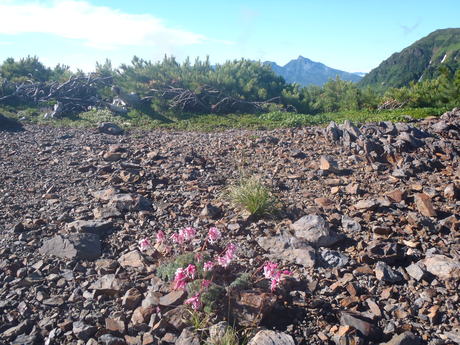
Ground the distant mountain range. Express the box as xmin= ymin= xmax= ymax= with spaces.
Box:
xmin=264 ymin=56 xmax=363 ymax=86
xmin=360 ymin=28 xmax=460 ymax=89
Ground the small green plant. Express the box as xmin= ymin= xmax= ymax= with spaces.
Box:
xmin=226 ymin=176 xmax=277 ymax=217
xmin=156 ymin=253 xmax=196 ymax=282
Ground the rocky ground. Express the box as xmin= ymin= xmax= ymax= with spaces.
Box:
xmin=1 ymin=109 xmax=460 ymax=345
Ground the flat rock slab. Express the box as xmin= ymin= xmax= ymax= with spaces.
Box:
xmin=39 ymin=233 xmax=101 ymax=260
xmin=67 ymin=219 xmax=113 ymax=236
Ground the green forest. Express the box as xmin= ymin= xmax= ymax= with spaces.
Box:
xmin=0 ymin=53 xmax=459 ymax=130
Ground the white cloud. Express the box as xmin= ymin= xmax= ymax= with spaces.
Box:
xmin=0 ymin=0 xmax=226 ymax=50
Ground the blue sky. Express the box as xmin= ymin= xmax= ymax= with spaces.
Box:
xmin=0 ymin=0 xmax=458 ymax=73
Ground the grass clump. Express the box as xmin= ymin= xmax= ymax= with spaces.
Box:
xmin=226 ymin=176 xmax=277 ymax=218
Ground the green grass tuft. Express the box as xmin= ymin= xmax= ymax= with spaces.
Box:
xmin=226 ymin=176 xmax=277 ymax=218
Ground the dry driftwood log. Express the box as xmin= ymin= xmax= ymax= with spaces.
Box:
xmin=0 ymin=75 xmax=112 ymax=118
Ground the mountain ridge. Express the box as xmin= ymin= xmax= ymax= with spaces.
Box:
xmin=264 ymin=56 xmax=362 ymax=86
xmin=359 ymin=28 xmax=460 ymax=89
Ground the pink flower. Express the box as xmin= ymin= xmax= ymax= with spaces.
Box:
xmin=156 ymin=230 xmax=165 ymax=244
xmin=201 ymin=280 xmax=212 ymax=289
xmin=170 ymin=232 xmax=185 ymax=245
xmin=207 ymin=227 xmax=221 ymax=244
xmin=263 ymin=262 xmax=279 ymax=279
xmin=262 ymin=261 xmax=292 ymax=292
xmin=203 ymin=260 xmax=215 ymax=271
xmin=184 ymin=293 xmax=201 ymax=310
xmin=217 ymin=255 xmax=232 ymax=268
xmin=185 ymin=264 xmax=197 ymax=279
xmin=216 ymin=243 xmax=237 ymax=268
xmin=138 ymin=238 xmax=151 ymax=252
xmin=270 ymin=276 xmax=281 ymax=292
xmin=180 ymin=227 xmax=196 ymax=241
xmin=173 ymin=268 xmax=188 ymax=290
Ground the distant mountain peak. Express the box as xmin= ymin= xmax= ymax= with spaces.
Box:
xmin=265 ymin=57 xmax=361 ymax=86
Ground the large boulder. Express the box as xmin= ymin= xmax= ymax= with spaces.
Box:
xmin=39 ymin=233 xmax=101 ymax=260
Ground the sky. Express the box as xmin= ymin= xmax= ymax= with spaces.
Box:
xmin=0 ymin=0 xmax=458 ymax=73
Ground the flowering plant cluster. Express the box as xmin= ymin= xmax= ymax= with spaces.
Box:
xmin=263 ymin=261 xmax=292 ymax=292
xmin=138 ymin=226 xmax=292 ymax=312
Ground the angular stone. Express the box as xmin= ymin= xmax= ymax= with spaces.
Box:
xmin=444 ymin=183 xmax=459 ymax=200
xmin=42 ymin=296 xmax=65 ymax=306
xmin=118 ymin=250 xmax=146 ymax=269
xmin=39 ymin=234 xmax=101 ymax=260
xmin=108 ymin=193 xmax=152 ymax=212
xmin=386 ymin=189 xmax=406 ymax=203
xmin=320 ymin=249 xmax=349 ymax=268
xmin=232 ymin=291 xmax=277 ymax=327
xmin=159 ymin=290 xmax=186 ymax=307
xmin=340 ymin=311 xmax=381 ymax=339
xmin=176 ymin=327 xmax=200 ymax=345
xmin=341 ymin=215 xmax=362 ymax=232
xmin=247 ymin=330 xmax=295 ymax=345
xmin=67 ymin=219 xmax=113 ymax=236
xmin=93 ymin=206 xmax=122 ymax=219
xmin=99 ymin=334 xmax=127 ymax=345
xmin=122 ymin=288 xmax=143 ymax=309
xmin=131 ymin=306 xmax=155 ymax=325
xmin=257 ymin=234 xmax=316 ymax=267
xmin=374 ymin=261 xmax=404 ymax=283
xmin=381 ymin=332 xmax=422 ymax=345
xmin=200 ymin=203 xmax=221 ymax=219
xmin=319 ymin=155 xmax=339 ymax=173
xmin=423 ymin=255 xmax=460 ymax=280
xmin=105 ymin=318 xmax=126 ymax=333
xmin=405 ymin=263 xmax=425 ymax=281
xmin=291 ymin=215 xmax=342 ymax=248
xmin=209 ymin=321 xmax=230 ymax=343
xmin=354 ymin=199 xmax=378 ymax=211
xmin=414 ymin=193 xmax=437 ymax=217
xmin=72 ymin=321 xmax=97 ymax=341
xmin=90 ymin=274 xmax=123 ymax=294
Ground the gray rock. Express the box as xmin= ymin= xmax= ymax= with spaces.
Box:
xmin=381 ymin=332 xmax=422 ymax=345
xmin=374 ymin=261 xmax=404 ymax=283
xmin=209 ymin=321 xmax=230 ymax=343
xmin=320 ymin=249 xmax=349 ymax=268
xmin=90 ymin=274 xmax=123 ymax=294
xmin=341 ymin=215 xmax=362 ymax=232
xmin=257 ymin=234 xmax=316 ymax=267
xmin=98 ymin=334 xmax=126 ymax=345
xmin=72 ymin=321 xmax=97 ymax=341
xmin=67 ymin=219 xmax=113 ymax=236
xmin=11 ymin=334 xmax=38 ymax=345
xmin=340 ymin=311 xmax=382 ymax=339
xmin=247 ymin=330 xmax=295 ymax=345
xmin=423 ymin=255 xmax=460 ymax=280
xmin=176 ymin=327 xmax=200 ymax=345
xmin=39 ymin=234 xmax=101 ymax=260
xmin=291 ymin=215 xmax=342 ymax=248
xmin=405 ymin=263 xmax=426 ymax=281
xmin=98 ymin=122 xmax=123 ymax=135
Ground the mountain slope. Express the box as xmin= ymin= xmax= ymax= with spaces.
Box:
xmin=360 ymin=28 xmax=460 ymax=89
xmin=265 ymin=56 xmax=362 ymax=86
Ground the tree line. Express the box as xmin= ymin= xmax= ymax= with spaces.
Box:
xmin=0 ymin=55 xmax=458 ymax=117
